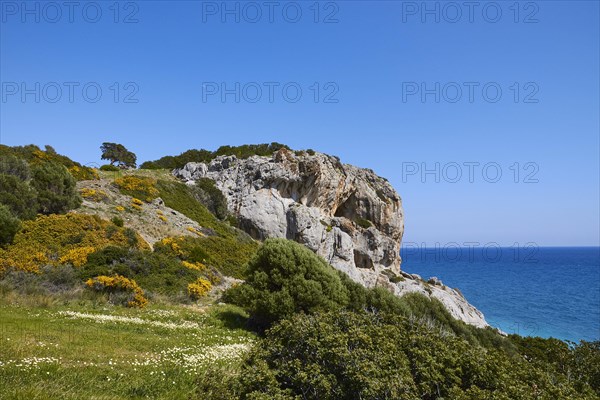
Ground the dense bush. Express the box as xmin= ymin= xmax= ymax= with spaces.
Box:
xmin=214 ymin=239 xmax=598 ymax=399
xmin=0 ymin=174 xmax=38 ymax=220
xmin=140 ymin=143 xmax=291 ymax=170
xmin=229 ymin=311 xmax=596 ymax=400
xmin=0 ymin=144 xmax=77 ymax=169
xmin=0 ymin=214 xmax=148 ymax=274
xmin=0 ymin=204 xmax=21 ymax=246
xmin=0 ymin=154 xmax=31 ymax=180
xmin=573 ymin=341 xmax=600 ymax=395
xmin=140 ymin=149 xmax=213 ymax=170
xmin=213 ymin=143 xmax=291 ymax=159
xmin=0 ymin=147 xmax=88 ymax=220
xmin=31 ymin=161 xmax=82 ymax=214
xmin=67 ymin=165 xmax=99 ymax=181
xmin=224 ymin=239 xmax=350 ymax=327
xmin=86 ymin=274 xmax=147 ymax=307
xmin=111 ymin=216 xmax=124 ymax=227
xmin=188 ymin=278 xmax=212 ymax=299
xmin=509 ymin=335 xmax=600 ymax=396
xmin=80 ymin=246 xmax=205 ymax=297
xmin=0 ymin=264 xmax=81 ymax=298
xmin=1 ymin=144 xmax=96 ymax=181
xmin=225 ymin=239 xmax=514 ymax=351
xmin=99 ymin=164 xmax=120 ymax=172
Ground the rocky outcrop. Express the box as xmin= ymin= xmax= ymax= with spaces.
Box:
xmin=395 ymin=272 xmax=487 ymax=328
xmin=174 ymin=149 xmax=488 ymax=328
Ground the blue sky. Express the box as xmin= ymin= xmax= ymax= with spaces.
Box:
xmin=1 ymin=1 xmax=598 ymax=246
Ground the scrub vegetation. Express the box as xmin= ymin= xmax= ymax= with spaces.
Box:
xmin=0 ymin=144 xmax=597 ymax=399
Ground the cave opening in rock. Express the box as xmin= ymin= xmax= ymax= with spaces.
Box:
xmin=354 ymin=250 xmax=375 ymax=270
xmin=334 ymin=193 xmax=356 ymax=220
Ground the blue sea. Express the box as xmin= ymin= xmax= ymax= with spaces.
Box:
xmin=400 ymin=246 xmax=600 ymax=343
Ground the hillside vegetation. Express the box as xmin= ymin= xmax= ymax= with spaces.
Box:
xmin=139 ymin=142 xmax=291 ymax=170
xmin=0 ymin=144 xmax=598 ymax=399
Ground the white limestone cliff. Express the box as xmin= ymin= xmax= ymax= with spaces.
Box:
xmin=174 ymin=149 xmax=488 ymax=328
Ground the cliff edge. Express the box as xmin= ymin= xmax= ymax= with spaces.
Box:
xmin=174 ymin=149 xmax=487 ymax=328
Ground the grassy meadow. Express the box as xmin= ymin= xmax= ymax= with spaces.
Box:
xmin=0 ymin=295 xmax=254 ymax=400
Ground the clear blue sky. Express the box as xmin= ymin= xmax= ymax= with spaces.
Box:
xmin=1 ymin=1 xmax=598 ymax=246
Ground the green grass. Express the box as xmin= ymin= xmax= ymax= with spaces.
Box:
xmin=155 ymin=180 xmax=226 ymax=235
xmin=154 ymin=180 xmax=259 ymax=279
xmin=0 ymin=297 xmax=255 ymax=399
xmin=97 ymin=169 xmax=176 ymax=182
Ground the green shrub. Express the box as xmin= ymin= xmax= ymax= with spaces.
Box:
xmin=381 ymin=268 xmax=405 ymax=283
xmin=225 ymin=239 xmax=514 ymax=351
xmin=0 ymin=144 xmax=78 ymax=169
xmin=0 ymin=154 xmax=31 ymax=180
xmin=141 ymin=150 xmax=213 ymax=170
xmin=0 ymin=204 xmax=21 ymax=246
xmin=111 ymin=216 xmax=124 ymax=227
xmin=0 ymin=213 xmax=149 ymax=274
xmin=225 ymin=215 xmax=239 ymax=227
xmin=30 ymin=161 xmax=82 ymax=214
xmin=0 ymin=174 xmax=38 ymax=220
xmin=191 ymin=178 xmax=228 ymax=220
xmin=80 ymin=246 xmax=203 ymax=296
xmin=355 ymin=217 xmax=373 ymax=229
xmin=573 ymin=341 xmax=600 ymax=395
xmin=234 ymin=311 xmax=596 ymax=400
xmin=224 ymin=239 xmax=349 ymax=327
xmin=0 ymin=264 xmax=81 ymax=298
xmin=0 ymin=149 xmax=87 ymax=218
xmin=67 ymin=166 xmax=99 ymax=181
xmin=140 ymin=143 xmax=291 ymax=170
xmin=213 ymin=143 xmax=290 ymax=159
xmin=194 ymin=364 xmax=244 ymax=400
xmin=509 ymin=335 xmax=600 ymax=396
xmin=100 ymin=164 xmax=120 ymax=172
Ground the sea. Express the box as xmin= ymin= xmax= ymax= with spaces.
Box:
xmin=400 ymin=246 xmax=600 ymax=343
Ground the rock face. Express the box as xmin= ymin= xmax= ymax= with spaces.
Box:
xmin=174 ymin=149 xmax=488 ymax=328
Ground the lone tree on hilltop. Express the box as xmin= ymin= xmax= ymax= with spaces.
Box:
xmin=100 ymin=142 xmax=137 ymax=169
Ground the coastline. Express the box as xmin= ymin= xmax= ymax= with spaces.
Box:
xmin=401 ymin=246 xmax=600 ymax=343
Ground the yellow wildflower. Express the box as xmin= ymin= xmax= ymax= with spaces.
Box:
xmin=188 ymin=278 xmax=212 ymax=300
xmin=59 ymin=246 xmax=96 ymax=267
xmin=86 ymin=275 xmax=148 ymax=308
xmin=181 ymin=261 xmax=206 ymax=271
